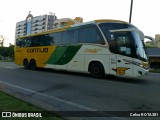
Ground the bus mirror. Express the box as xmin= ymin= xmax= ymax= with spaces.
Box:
xmin=144 ymin=35 xmax=156 ymax=46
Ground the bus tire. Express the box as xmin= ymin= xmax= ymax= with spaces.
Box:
xmin=90 ymin=62 xmax=105 ymax=78
xmin=30 ymin=59 xmax=37 ymax=70
xmin=23 ymin=59 xmax=29 ymax=69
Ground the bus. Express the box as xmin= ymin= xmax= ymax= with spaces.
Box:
xmin=14 ymin=19 xmax=150 ymax=78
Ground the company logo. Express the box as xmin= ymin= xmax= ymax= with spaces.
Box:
xmin=112 ymin=67 xmax=130 ymax=75
xmin=2 ymin=112 xmax=11 ymax=117
xmin=1 ymin=112 xmax=42 ymax=118
xmin=27 ymin=48 xmax=48 ymax=53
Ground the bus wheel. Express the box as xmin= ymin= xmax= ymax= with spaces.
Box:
xmin=90 ymin=62 xmax=105 ymax=78
xmin=30 ymin=59 xmax=37 ymax=70
xmin=23 ymin=59 xmax=29 ymax=69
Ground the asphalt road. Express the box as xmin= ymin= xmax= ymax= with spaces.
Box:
xmin=0 ymin=62 xmax=160 ymax=120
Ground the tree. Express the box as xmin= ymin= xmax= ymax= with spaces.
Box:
xmin=0 ymin=35 xmax=4 ymax=47
xmin=0 ymin=43 xmax=14 ymax=60
xmin=8 ymin=43 xmax=14 ymax=59
xmin=145 ymin=41 xmax=160 ymax=48
xmin=155 ymin=34 xmax=160 ymax=41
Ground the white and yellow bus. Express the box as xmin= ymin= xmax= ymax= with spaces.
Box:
xmin=15 ymin=19 xmax=149 ymax=78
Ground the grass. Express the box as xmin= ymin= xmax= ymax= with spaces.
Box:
xmin=0 ymin=60 xmax=13 ymax=62
xmin=145 ymin=41 xmax=160 ymax=48
xmin=149 ymin=68 xmax=160 ymax=73
xmin=0 ymin=91 xmax=62 ymax=120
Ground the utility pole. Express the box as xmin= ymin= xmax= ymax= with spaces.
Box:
xmin=129 ymin=0 xmax=133 ymax=23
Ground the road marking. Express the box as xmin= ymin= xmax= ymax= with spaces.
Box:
xmin=0 ymin=81 xmax=127 ymax=120
xmin=0 ymin=81 xmax=96 ymax=111
xmin=4 ymin=67 xmax=15 ymax=69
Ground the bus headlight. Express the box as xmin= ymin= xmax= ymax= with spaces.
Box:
xmin=141 ymin=61 xmax=150 ymax=69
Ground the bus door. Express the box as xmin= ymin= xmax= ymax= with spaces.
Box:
xmin=109 ymin=32 xmax=134 ymax=77
xmin=115 ymin=33 xmax=134 ymax=77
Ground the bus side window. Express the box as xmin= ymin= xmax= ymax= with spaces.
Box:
xmin=49 ymin=33 xmax=56 ymax=45
xmin=21 ymin=38 xmax=27 ymax=47
xmin=48 ymin=35 xmax=55 ymax=45
xmin=62 ymin=30 xmax=78 ymax=45
xmin=62 ymin=32 xmax=68 ymax=45
xmin=52 ymin=32 xmax=62 ymax=45
xmin=78 ymin=25 xmax=104 ymax=44
xmin=40 ymin=35 xmax=53 ymax=46
xmin=16 ymin=39 xmax=21 ymax=47
xmin=25 ymin=38 xmax=31 ymax=47
xmin=30 ymin=37 xmax=37 ymax=47
xmin=36 ymin=36 xmax=42 ymax=46
xmin=67 ymin=30 xmax=77 ymax=44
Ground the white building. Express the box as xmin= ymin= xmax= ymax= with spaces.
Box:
xmin=15 ymin=13 xmax=57 ymax=38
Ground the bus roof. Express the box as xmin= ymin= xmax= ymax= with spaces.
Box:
xmin=71 ymin=19 xmax=128 ymax=27
xmin=95 ymin=19 xmax=128 ymax=24
xmin=17 ymin=19 xmax=128 ymax=39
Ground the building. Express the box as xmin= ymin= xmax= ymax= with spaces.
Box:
xmin=155 ymin=34 xmax=160 ymax=41
xmin=147 ymin=48 xmax=160 ymax=68
xmin=15 ymin=13 xmax=57 ymax=38
xmin=54 ymin=17 xmax=83 ymax=28
xmin=15 ymin=13 xmax=83 ymax=38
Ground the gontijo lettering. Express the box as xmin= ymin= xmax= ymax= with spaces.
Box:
xmin=27 ymin=48 xmax=48 ymax=53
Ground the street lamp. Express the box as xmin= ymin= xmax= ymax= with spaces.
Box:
xmin=129 ymin=0 xmax=133 ymax=23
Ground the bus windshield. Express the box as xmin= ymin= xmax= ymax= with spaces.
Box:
xmin=132 ymin=31 xmax=148 ymax=61
xmin=99 ymin=23 xmax=148 ymax=61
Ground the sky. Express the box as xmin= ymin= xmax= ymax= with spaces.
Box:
xmin=0 ymin=0 xmax=159 ymax=46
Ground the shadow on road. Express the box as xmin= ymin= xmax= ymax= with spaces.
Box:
xmin=21 ymin=67 xmax=148 ymax=85
xmin=104 ymin=75 xmax=147 ymax=85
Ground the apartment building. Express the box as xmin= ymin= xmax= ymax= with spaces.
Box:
xmin=15 ymin=13 xmax=57 ymax=38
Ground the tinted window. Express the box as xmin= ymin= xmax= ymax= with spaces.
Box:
xmin=62 ymin=30 xmax=78 ymax=44
xmin=16 ymin=38 xmax=24 ymax=47
xmin=16 ymin=34 xmax=56 ymax=47
xmin=99 ymin=23 xmax=134 ymax=41
xmin=62 ymin=32 xmax=68 ymax=44
xmin=116 ymin=32 xmax=132 ymax=56
xmin=78 ymin=25 xmax=104 ymax=44
xmin=99 ymin=23 xmax=137 ymax=57
xmin=28 ymin=35 xmax=54 ymax=47
xmin=49 ymin=32 xmax=62 ymax=45
xmin=132 ymin=32 xmax=148 ymax=61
